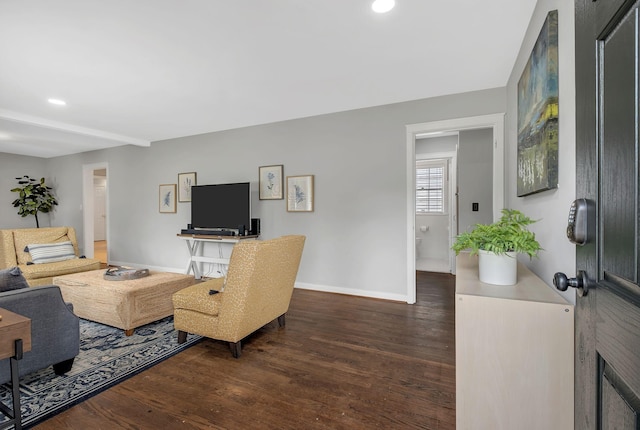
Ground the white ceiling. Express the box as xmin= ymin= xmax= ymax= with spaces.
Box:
xmin=0 ymin=1 xmax=537 ymax=158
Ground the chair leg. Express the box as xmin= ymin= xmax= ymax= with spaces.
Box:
xmin=53 ymin=358 xmax=75 ymax=375
xmin=229 ymin=341 xmax=241 ymax=359
xmin=177 ymin=330 xmax=188 ymax=344
xmin=277 ymin=313 xmax=286 ymax=328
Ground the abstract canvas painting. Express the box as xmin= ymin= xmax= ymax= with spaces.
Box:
xmin=517 ymin=10 xmax=559 ymax=196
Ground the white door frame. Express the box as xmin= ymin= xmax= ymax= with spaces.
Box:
xmin=405 ymin=113 xmax=505 ymax=304
xmin=82 ymin=162 xmax=109 ymax=259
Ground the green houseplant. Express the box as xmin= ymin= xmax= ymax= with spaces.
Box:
xmin=452 ymin=209 xmax=541 ymax=285
xmin=11 ymin=175 xmax=58 ymax=228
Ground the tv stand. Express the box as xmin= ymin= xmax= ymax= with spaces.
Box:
xmin=177 ymin=233 xmax=259 ymax=279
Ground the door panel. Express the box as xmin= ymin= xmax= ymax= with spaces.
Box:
xmin=575 ymin=0 xmax=640 ymax=428
xmin=601 ymin=8 xmax=636 ymax=281
xmin=601 ymin=364 xmax=639 ymax=428
xmin=597 ymin=285 xmax=640 ymax=393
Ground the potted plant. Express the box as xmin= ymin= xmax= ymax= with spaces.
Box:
xmin=452 ymin=209 xmax=542 ymax=285
xmin=11 ymin=175 xmax=58 ymax=228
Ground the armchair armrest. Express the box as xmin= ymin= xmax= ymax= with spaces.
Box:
xmin=0 ymin=230 xmax=17 ymax=269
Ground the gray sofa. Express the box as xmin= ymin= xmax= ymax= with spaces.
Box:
xmin=0 ymin=285 xmax=80 ymax=384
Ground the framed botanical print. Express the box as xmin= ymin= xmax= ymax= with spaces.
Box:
xmin=178 ymin=172 xmax=197 ymax=202
xmin=287 ymin=175 xmax=314 ymax=212
xmin=259 ymin=165 xmax=284 ymax=200
xmin=159 ymin=184 xmax=177 ymax=213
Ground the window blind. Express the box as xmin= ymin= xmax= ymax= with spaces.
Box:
xmin=416 ymin=159 xmax=447 ymax=214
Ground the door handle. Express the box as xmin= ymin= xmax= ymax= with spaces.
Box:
xmin=553 ymin=270 xmax=590 ymax=297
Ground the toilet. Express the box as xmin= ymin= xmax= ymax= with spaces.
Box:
xmin=415 ymin=237 xmax=422 ymax=258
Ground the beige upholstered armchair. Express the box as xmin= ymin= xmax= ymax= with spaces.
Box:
xmin=172 ymin=235 xmax=305 ymax=358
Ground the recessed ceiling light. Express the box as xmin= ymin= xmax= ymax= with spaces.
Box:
xmin=48 ymin=98 xmax=67 ymax=106
xmin=372 ymin=0 xmax=395 ymax=13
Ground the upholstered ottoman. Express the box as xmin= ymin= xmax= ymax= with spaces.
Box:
xmin=53 ymin=269 xmax=196 ymax=335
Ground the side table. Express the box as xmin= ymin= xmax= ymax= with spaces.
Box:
xmin=0 ymin=308 xmax=32 ymax=430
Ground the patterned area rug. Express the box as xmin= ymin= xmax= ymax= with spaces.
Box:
xmin=0 ymin=316 xmax=201 ymax=428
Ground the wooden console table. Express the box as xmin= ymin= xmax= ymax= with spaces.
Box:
xmin=0 ymin=308 xmax=32 ymax=430
xmin=177 ymin=234 xmax=259 ymax=279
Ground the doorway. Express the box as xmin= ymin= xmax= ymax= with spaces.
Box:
xmin=93 ymin=168 xmax=107 ymax=263
xmin=415 ymin=138 xmax=457 ymax=273
xmin=82 ymin=162 xmax=109 ymax=263
xmin=405 ymin=114 xmax=505 ymax=304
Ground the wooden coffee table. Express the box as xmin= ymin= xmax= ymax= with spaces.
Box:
xmin=53 ymin=269 xmax=196 ymax=335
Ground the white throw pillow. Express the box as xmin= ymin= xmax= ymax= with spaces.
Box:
xmin=27 ymin=241 xmax=77 ymax=264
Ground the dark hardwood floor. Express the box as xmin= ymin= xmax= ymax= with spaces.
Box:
xmin=34 ymin=271 xmax=455 ymax=430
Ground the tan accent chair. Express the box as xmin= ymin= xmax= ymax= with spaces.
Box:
xmin=0 ymin=226 xmax=101 ymax=286
xmin=172 ymin=235 xmax=305 ymax=358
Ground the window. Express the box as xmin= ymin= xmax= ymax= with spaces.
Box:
xmin=416 ymin=159 xmax=448 ymax=214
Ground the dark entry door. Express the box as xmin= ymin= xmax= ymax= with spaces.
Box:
xmin=573 ymin=0 xmax=640 ymax=428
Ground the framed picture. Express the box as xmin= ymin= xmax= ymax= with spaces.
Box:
xmin=517 ymin=10 xmax=559 ymax=196
xmin=159 ymin=184 xmax=177 ymax=213
xmin=287 ymin=175 xmax=314 ymax=212
xmin=259 ymin=165 xmax=284 ymax=200
xmin=178 ymin=172 xmax=197 ymax=202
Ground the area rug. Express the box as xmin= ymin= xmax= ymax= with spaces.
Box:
xmin=0 ymin=316 xmax=201 ymax=428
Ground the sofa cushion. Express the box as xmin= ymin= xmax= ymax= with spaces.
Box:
xmin=20 ymin=258 xmax=101 ymax=281
xmin=27 ymin=241 xmax=77 ymax=264
xmin=13 ymin=227 xmax=73 ymax=265
xmin=0 ymin=266 xmax=29 ymax=291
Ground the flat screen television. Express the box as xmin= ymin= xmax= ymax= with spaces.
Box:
xmin=191 ymin=182 xmax=251 ymax=231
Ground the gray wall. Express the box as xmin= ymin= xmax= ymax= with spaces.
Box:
xmin=37 ymin=88 xmax=506 ymax=301
xmin=0 ymin=0 xmax=578 ymax=304
xmin=415 ymin=135 xmax=457 ymax=154
xmin=457 ymin=128 xmax=494 ymax=232
xmin=506 ymin=0 xmax=576 ymax=303
xmin=0 ymin=153 xmax=49 ymax=229
xmin=1 ymin=0 xmax=577 ymax=304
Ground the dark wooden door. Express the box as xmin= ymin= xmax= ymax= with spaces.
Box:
xmin=574 ymin=0 xmax=640 ymax=428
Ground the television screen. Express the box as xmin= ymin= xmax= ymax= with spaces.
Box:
xmin=191 ymin=182 xmax=251 ymax=231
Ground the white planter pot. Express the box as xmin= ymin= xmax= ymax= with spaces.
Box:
xmin=478 ymin=250 xmax=517 ymax=285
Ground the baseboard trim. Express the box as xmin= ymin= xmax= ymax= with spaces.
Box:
xmin=294 ymin=282 xmax=408 ymax=303
xmin=109 ymin=261 xmax=409 ymax=303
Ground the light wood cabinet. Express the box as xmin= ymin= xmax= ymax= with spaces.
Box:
xmin=455 ymin=253 xmax=574 ymax=429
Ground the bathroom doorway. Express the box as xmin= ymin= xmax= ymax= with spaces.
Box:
xmin=415 ymin=136 xmax=457 ymax=273
xmin=414 ymin=129 xmax=495 ymax=273
xmin=405 ymin=114 xmax=505 ymax=304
